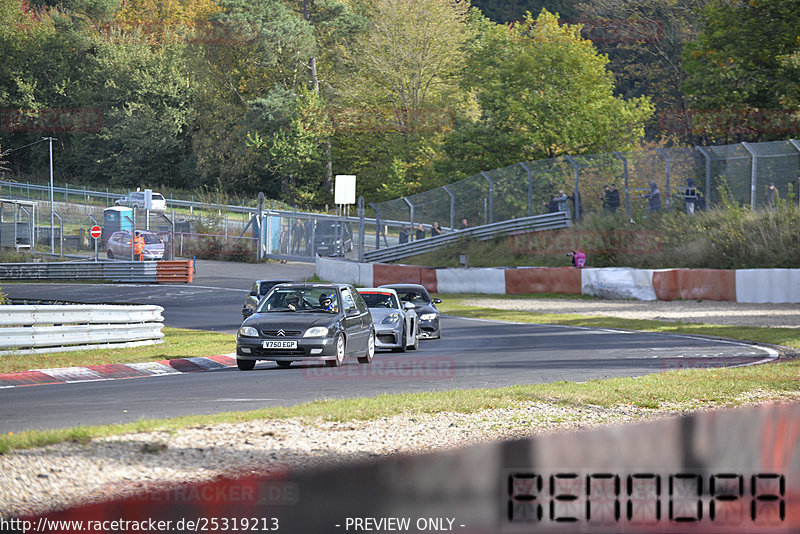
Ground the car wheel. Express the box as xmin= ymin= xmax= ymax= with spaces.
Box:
xmin=358 ymin=331 xmax=375 ymax=364
xmin=276 ymin=361 xmax=292 ymax=369
xmin=237 ymin=358 xmax=255 ymax=371
xmin=106 ymin=250 xmax=114 ymax=259
xmin=409 ymin=323 xmax=420 ymax=350
xmin=392 ymin=328 xmax=407 ymax=353
xmin=326 ymin=334 xmax=345 ymax=367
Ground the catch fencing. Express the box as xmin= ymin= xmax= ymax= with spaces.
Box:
xmin=371 ymin=139 xmax=800 ymax=227
xmin=0 ymin=304 xmax=164 ymax=355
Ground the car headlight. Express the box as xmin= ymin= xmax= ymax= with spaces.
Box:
xmin=419 ymin=313 xmax=437 ymax=321
xmin=239 ymin=326 xmax=259 ymax=337
xmin=304 ymin=326 xmax=329 ymax=337
xmin=382 ymin=313 xmax=400 ymax=324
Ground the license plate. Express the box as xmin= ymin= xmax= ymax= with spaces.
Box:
xmin=263 ymin=340 xmax=297 ymax=349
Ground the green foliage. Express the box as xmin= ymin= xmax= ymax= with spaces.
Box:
xmin=683 ymin=0 xmax=800 ymax=142
xmin=448 ymin=9 xmax=654 ymax=175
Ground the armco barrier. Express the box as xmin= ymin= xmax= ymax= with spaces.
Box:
xmin=436 ymin=268 xmax=506 ymax=294
xmin=737 ymin=269 xmax=800 ymax=303
xmin=20 ymin=403 xmax=799 ymax=533
xmin=0 ymin=304 xmax=164 ymax=355
xmin=0 ymin=260 xmax=193 ymax=283
xmin=504 ymin=266 xmax=582 ymax=295
xmin=653 ymin=268 xmax=736 ymax=301
xmin=582 ymin=267 xmax=657 ymax=300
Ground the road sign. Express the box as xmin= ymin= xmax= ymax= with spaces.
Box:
xmin=90 ymin=225 xmax=102 ymax=239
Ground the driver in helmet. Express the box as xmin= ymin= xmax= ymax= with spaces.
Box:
xmin=319 ymin=293 xmax=336 ymax=312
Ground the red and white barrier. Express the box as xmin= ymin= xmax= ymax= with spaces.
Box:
xmin=315 ymin=258 xmax=800 ymax=303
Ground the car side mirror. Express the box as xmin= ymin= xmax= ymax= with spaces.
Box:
xmin=249 ymin=291 xmax=258 ymax=297
xmin=403 ymin=302 xmax=416 ymax=310
xmin=433 ymin=298 xmax=442 ymax=304
xmin=346 ymin=307 xmax=358 ymax=316
xmin=242 ymin=308 xmax=253 ymax=317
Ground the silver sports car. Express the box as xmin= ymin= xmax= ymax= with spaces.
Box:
xmin=357 ymin=287 xmax=419 ymax=352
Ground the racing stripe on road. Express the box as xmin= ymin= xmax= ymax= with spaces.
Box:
xmin=0 ymin=354 xmax=237 ymax=388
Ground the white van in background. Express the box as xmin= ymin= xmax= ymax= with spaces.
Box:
xmin=115 ymin=189 xmax=167 ymax=212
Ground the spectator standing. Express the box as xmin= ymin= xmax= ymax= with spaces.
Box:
xmin=767 ymin=182 xmax=780 ymax=209
xmin=602 ymin=185 xmax=613 ymax=213
xmin=398 ymin=225 xmax=409 ymax=244
xmin=570 ymin=249 xmax=586 ymax=268
xmin=555 ymin=190 xmax=569 ymax=213
xmin=304 ymin=216 xmax=314 ymax=255
xmin=642 ymin=182 xmax=661 ymax=211
xmin=415 ymin=223 xmax=426 ymax=241
xmin=460 ymin=218 xmax=468 ymax=230
xmin=608 ymin=183 xmax=620 ymax=213
xmin=430 ymin=221 xmax=442 ymax=237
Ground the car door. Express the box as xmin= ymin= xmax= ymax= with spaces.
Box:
xmin=340 ymin=287 xmax=367 ymax=354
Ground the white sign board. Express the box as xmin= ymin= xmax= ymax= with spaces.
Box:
xmin=334 ymin=175 xmax=356 ymax=205
xmin=144 ymin=189 xmax=153 ymax=211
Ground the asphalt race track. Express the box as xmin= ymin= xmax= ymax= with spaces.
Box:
xmin=0 ymin=260 xmax=776 ymax=433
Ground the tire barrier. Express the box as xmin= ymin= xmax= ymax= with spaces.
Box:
xmin=736 ymin=269 xmax=800 ymax=303
xmin=316 ymin=258 xmax=800 ymax=303
xmin=504 ymin=267 xmax=582 ymax=295
xmin=653 ymin=268 xmax=736 ymax=301
xmin=0 ymin=304 xmax=164 ymax=355
xmin=436 ymin=268 xmax=506 ymax=294
xmin=17 ymin=403 xmax=798 ymax=533
xmin=0 ymin=260 xmax=194 ymax=284
xmin=582 ymin=267 xmax=657 ymax=301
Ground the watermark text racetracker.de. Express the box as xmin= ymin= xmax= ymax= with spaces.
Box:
xmin=509 ymin=229 xmax=663 ymax=257
xmin=303 ymin=356 xmax=483 ymax=380
xmin=1 ymin=108 xmax=103 ymax=133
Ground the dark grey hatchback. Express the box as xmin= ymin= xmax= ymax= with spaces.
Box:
xmin=236 ymin=283 xmax=375 ymax=370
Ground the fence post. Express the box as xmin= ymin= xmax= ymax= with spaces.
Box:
xmin=656 ymin=148 xmax=672 ymax=210
xmin=358 ymin=196 xmax=365 ymax=262
xmin=613 ymin=152 xmax=630 ymax=215
xmin=370 ymin=203 xmax=381 ymax=250
xmin=442 ymin=185 xmax=455 ymax=230
xmin=480 ymin=171 xmax=494 ymax=224
xmin=695 ymin=146 xmax=712 ymax=207
xmin=518 ymin=162 xmax=533 ymax=217
xmin=741 ymin=142 xmax=758 ymax=209
xmin=564 ymin=155 xmax=579 ymax=220
xmin=403 ymin=197 xmax=415 ymax=237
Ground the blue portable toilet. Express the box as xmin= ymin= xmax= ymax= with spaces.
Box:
xmin=102 ymin=206 xmax=133 ymax=246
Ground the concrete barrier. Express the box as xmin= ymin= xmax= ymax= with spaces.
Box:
xmin=653 ymin=269 xmax=736 ymax=301
xmin=505 ymin=267 xmax=582 ymax=295
xmin=737 ymin=269 xmax=800 ymax=303
xmin=582 ymin=267 xmax=657 ymax=300
xmin=23 ymin=403 xmax=798 ymax=533
xmin=372 ymin=263 xmax=423 ymax=286
xmin=316 ymin=256 xmax=361 ymax=286
xmin=437 ymin=268 xmax=506 ymax=294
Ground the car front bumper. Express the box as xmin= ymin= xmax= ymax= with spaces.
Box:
xmin=374 ymin=327 xmax=402 ymax=349
xmin=236 ymin=336 xmax=337 ymax=361
xmin=418 ymin=316 xmax=440 ymax=339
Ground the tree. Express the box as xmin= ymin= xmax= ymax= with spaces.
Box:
xmin=447 ymin=9 xmax=653 ymax=173
xmin=683 ymin=0 xmax=800 ymax=142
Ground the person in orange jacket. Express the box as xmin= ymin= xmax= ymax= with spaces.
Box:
xmin=131 ymin=231 xmax=145 ymax=261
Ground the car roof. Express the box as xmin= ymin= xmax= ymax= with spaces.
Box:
xmin=378 ymin=283 xmax=428 ymax=292
xmin=269 ymin=282 xmax=352 ymax=290
xmin=257 ymin=279 xmax=294 ymax=284
xmin=357 ymin=287 xmax=398 ymax=295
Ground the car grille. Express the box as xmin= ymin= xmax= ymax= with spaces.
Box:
xmin=260 ymin=330 xmax=302 ymax=337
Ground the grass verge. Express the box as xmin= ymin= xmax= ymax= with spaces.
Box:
xmin=1 ymin=296 xmax=798 ymax=453
xmin=0 ymin=328 xmax=235 ymax=374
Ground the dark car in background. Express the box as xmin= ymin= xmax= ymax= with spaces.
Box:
xmin=242 ymin=279 xmax=293 ymax=319
xmin=236 ymin=283 xmax=375 ymax=369
xmin=379 ymin=283 xmax=442 ymax=339
xmin=357 ymin=287 xmax=419 ymax=352
xmin=313 ymin=220 xmax=353 ymax=257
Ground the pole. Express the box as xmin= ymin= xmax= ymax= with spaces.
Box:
xmin=43 ymin=136 xmax=57 ymax=253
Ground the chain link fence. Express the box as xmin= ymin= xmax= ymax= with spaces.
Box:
xmin=371 ymin=140 xmax=800 ymax=228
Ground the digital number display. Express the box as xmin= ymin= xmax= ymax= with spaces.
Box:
xmin=505 ymin=471 xmax=786 ymax=531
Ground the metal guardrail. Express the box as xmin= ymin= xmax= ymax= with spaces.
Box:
xmin=363 ymin=211 xmax=571 ymax=263
xmin=0 ymin=260 xmax=193 ymax=283
xmin=0 ymin=304 xmax=164 ymax=355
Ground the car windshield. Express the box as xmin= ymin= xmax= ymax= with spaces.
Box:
xmin=257 ymin=287 xmax=338 ymax=313
xmin=359 ymin=291 xmax=398 ymax=309
xmin=396 ymin=289 xmax=430 ymax=304
xmin=153 ymin=194 xmax=165 ymax=201
xmin=142 ymin=234 xmax=161 ymax=244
